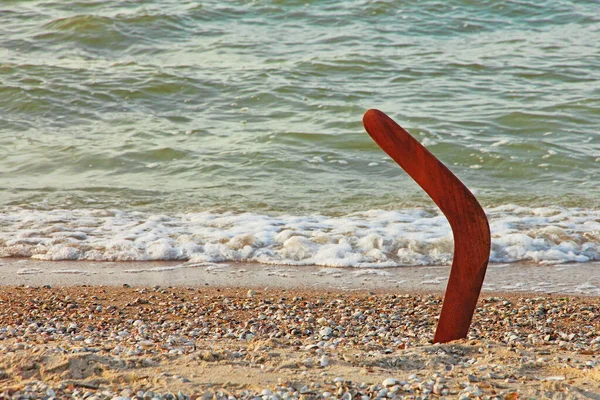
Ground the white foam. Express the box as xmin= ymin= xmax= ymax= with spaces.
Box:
xmin=123 ymin=264 xmax=188 ymax=273
xmin=574 ymin=283 xmax=600 ymax=296
xmin=0 ymin=205 xmax=599 ymax=267
xmin=16 ymin=268 xmax=43 ymax=275
xmin=51 ymin=269 xmax=90 ymax=275
xmin=420 ymin=277 xmax=447 ymax=285
xmin=350 ymin=269 xmax=393 ymax=277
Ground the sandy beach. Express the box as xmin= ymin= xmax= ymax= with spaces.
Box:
xmin=0 ymin=283 xmax=598 ymax=399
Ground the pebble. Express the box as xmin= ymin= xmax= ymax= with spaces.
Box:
xmin=319 ymin=326 xmax=333 ymax=338
xmin=382 ymin=378 xmax=399 ymax=387
xmin=543 ymin=375 xmax=566 ymax=381
xmin=319 ymin=354 xmax=329 ymax=367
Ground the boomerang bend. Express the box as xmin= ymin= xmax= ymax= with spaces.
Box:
xmin=362 ymin=109 xmax=491 ymax=343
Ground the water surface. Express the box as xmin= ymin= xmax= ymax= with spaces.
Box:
xmin=1 ymin=0 xmax=599 ymax=267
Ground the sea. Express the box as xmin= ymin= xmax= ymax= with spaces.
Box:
xmin=1 ymin=1 xmax=599 ymax=272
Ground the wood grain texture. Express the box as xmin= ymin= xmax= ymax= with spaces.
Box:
xmin=362 ymin=109 xmax=491 ymax=343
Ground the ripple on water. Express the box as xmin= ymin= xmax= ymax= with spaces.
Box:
xmin=0 ymin=0 xmax=598 ymax=214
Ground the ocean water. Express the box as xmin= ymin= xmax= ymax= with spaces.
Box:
xmin=1 ymin=0 xmax=599 ymax=267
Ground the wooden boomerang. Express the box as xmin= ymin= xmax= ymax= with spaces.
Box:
xmin=362 ymin=109 xmax=491 ymax=343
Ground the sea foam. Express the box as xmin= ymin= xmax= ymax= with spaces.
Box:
xmin=0 ymin=205 xmax=598 ymax=267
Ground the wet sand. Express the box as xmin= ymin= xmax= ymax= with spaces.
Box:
xmin=1 ymin=258 xmax=600 ymax=296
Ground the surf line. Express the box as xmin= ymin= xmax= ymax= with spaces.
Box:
xmin=363 ymin=109 xmax=491 ymax=343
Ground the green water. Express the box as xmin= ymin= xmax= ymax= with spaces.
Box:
xmin=1 ymin=0 xmax=599 ymax=214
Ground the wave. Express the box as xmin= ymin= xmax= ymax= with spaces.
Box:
xmin=1 ymin=205 xmax=598 ymax=267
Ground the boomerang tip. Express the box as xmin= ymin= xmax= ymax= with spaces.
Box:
xmin=363 ymin=109 xmax=385 ymax=125
xmin=363 ymin=109 xmax=403 ymax=139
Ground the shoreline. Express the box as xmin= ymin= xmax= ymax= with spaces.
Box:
xmin=0 ymin=286 xmax=598 ymax=399
xmin=1 ymin=258 xmax=599 ymax=296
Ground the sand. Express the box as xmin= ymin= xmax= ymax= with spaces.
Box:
xmin=2 ymin=258 xmax=600 ymax=296
xmin=0 ymin=285 xmax=599 ymax=399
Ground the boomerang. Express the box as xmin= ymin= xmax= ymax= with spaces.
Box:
xmin=362 ymin=109 xmax=491 ymax=343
